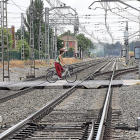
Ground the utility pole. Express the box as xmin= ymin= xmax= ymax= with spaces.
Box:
xmin=124 ymin=21 xmax=129 ymax=65
xmin=51 ymin=30 xmax=54 ymax=59
xmin=38 ymin=19 xmax=42 ymax=61
xmin=45 ymin=7 xmax=50 ymax=65
xmin=52 ymin=30 xmax=55 ymax=59
xmin=0 ymin=0 xmax=10 ymax=81
xmin=139 ymin=8 xmax=140 ymax=79
xmin=21 ymin=13 xmax=24 ymax=61
xmin=54 ymin=27 xmax=57 ymax=60
xmin=29 ymin=5 xmax=35 ymax=78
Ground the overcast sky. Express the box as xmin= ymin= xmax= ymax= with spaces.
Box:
xmin=7 ymin=0 xmax=140 ymax=44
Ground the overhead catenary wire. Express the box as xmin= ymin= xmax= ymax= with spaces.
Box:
xmin=10 ymin=0 xmax=26 ymax=12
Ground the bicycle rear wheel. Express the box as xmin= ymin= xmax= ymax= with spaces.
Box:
xmin=65 ymin=71 xmax=77 ymax=83
xmin=46 ymin=71 xmax=58 ymax=83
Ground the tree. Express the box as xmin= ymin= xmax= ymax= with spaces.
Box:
xmin=17 ymin=40 xmax=29 ymax=59
xmin=76 ymin=34 xmax=94 ymax=51
xmin=24 ymin=0 xmax=44 ymax=50
xmin=57 ymin=37 xmax=64 ymax=51
xmin=60 ymin=30 xmax=74 ymax=37
xmin=15 ymin=29 xmax=29 ymax=44
xmin=0 ymin=28 xmax=13 ymax=48
xmin=68 ymin=47 xmax=74 ymax=52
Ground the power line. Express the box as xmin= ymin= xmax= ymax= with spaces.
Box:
xmin=10 ymin=0 xmax=26 ymax=12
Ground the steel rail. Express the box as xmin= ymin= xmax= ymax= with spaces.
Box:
xmin=87 ymin=121 xmax=94 ymax=140
xmin=0 ymin=59 xmax=113 ymax=140
xmin=88 ymin=60 xmax=117 ymax=140
xmin=92 ymin=66 xmax=138 ymax=78
xmin=114 ymin=68 xmax=138 ymax=79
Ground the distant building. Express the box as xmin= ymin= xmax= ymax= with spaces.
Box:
xmin=60 ymin=35 xmax=78 ymax=54
xmin=8 ymin=26 xmax=15 ymax=48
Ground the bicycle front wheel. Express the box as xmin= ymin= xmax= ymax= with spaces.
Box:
xmin=46 ymin=71 xmax=58 ymax=83
xmin=65 ymin=72 xmax=77 ymax=83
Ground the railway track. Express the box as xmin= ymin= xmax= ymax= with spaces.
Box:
xmin=88 ymin=60 xmax=139 ymax=140
xmin=0 ymin=58 xmax=139 ymax=140
xmin=0 ymin=58 xmax=110 ymax=104
xmin=0 ymin=59 xmax=113 ymax=140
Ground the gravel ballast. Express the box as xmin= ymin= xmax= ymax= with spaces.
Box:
xmin=0 ymin=89 xmax=66 ymax=132
xmin=112 ymin=85 xmax=140 ymax=139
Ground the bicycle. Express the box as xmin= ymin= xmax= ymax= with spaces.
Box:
xmin=46 ymin=65 xmax=77 ymax=83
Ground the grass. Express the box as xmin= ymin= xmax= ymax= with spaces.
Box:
xmin=0 ymin=58 xmax=81 ymax=68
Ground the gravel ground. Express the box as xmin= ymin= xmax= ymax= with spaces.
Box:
xmin=117 ymin=58 xmax=138 ymax=70
xmin=111 ymin=85 xmax=140 ymax=139
xmin=55 ymin=88 xmax=107 ymax=111
xmin=116 ymin=85 xmax=140 ymax=127
xmin=40 ymin=88 xmax=107 ymax=128
xmin=0 ymin=58 xmax=101 ymax=82
xmin=116 ymin=72 xmax=139 ymax=80
xmin=0 ymin=90 xmax=16 ymax=99
xmin=0 ymin=66 xmax=49 ymax=82
xmin=0 ymin=89 xmax=66 ymax=133
xmin=77 ymin=60 xmax=109 ymax=80
xmin=101 ymin=61 xmax=115 ymax=72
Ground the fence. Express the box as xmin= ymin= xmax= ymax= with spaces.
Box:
xmin=9 ymin=51 xmax=42 ymax=60
xmin=63 ymin=51 xmax=74 ymax=58
xmin=9 ymin=51 xmax=74 ymax=61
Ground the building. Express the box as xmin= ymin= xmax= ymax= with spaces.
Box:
xmin=60 ymin=35 xmax=78 ymax=54
xmin=8 ymin=26 xmax=15 ymax=48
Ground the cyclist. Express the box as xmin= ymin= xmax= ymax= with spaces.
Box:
xmin=55 ymin=49 xmax=66 ymax=79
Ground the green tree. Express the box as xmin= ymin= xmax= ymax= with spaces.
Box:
xmin=24 ymin=0 xmax=44 ymax=50
xmin=76 ymin=34 xmax=94 ymax=51
xmin=17 ymin=40 xmax=29 ymax=59
xmin=60 ymin=30 xmax=74 ymax=37
xmin=0 ymin=28 xmax=13 ymax=48
xmin=68 ymin=47 xmax=74 ymax=52
xmin=57 ymin=37 xmax=64 ymax=51
xmin=15 ymin=29 xmax=29 ymax=44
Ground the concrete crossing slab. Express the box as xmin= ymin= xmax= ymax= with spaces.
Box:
xmin=6 ymin=81 xmax=45 ymax=90
xmin=0 ymin=80 xmax=140 ymax=90
xmin=0 ymin=82 xmax=15 ymax=87
xmin=46 ymin=80 xmax=68 ymax=89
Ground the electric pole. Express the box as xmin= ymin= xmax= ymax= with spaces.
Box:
xmin=21 ymin=13 xmax=24 ymax=61
xmin=0 ymin=0 xmax=10 ymax=81
xmin=45 ymin=7 xmax=50 ymax=65
xmin=124 ymin=21 xmax=129 ymax=65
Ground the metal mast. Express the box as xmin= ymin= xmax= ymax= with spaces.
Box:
xmin=45 ymin=7 xmax=50 ymax=65
xmin=0 ymin=0 xmax=9 ymax=81
xmin=38 ymin=20 xmax=42 ymax=61
xmin=29 ymin=5 xmax=35 ymax=78
xmin=21 ymin=13 xmax=24 ymax=60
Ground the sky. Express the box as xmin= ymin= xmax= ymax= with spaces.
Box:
xmin=7 ymin=0 xmax=140 ymax=44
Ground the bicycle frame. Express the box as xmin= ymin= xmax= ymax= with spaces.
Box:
xmin=62 ymin=67 xmax=69 ymax=77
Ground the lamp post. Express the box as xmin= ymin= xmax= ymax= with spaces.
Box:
xmin=124 ymin=21 xmax=129 ymax=65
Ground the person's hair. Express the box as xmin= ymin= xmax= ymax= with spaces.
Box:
xmin=60 ymin=50 xmax=65 ymax=54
